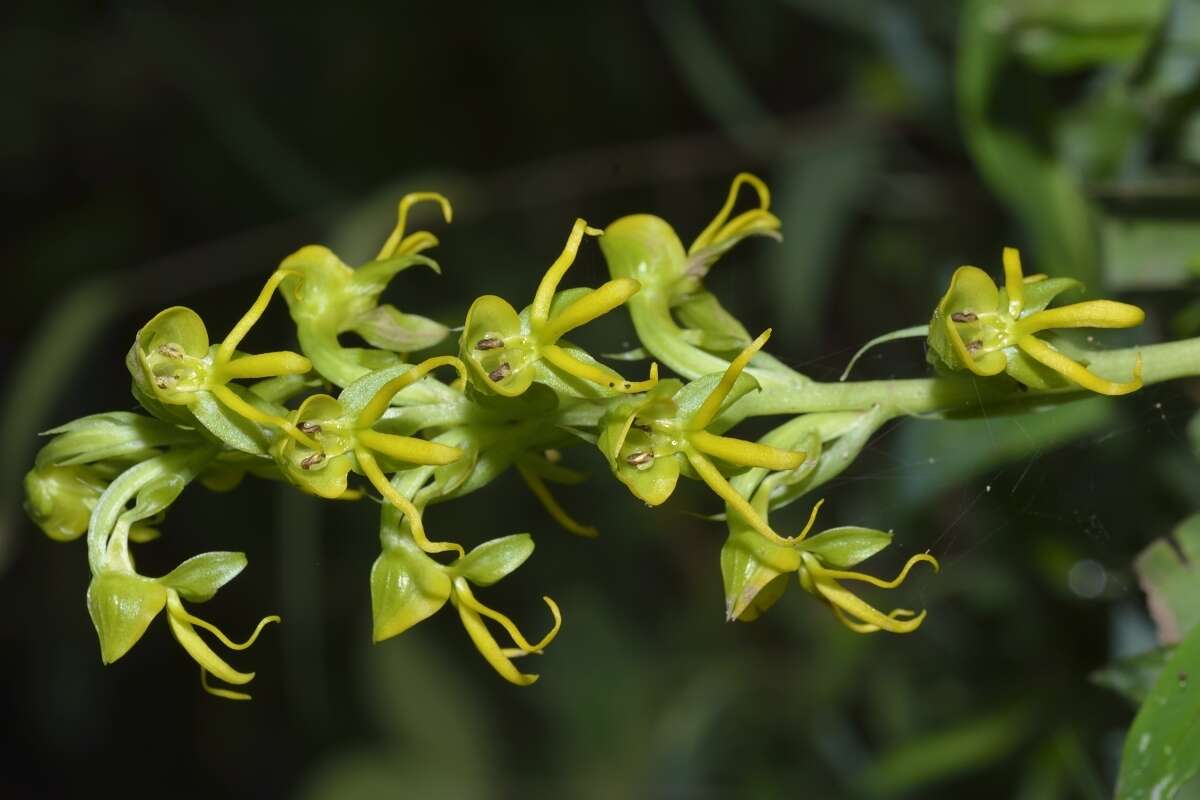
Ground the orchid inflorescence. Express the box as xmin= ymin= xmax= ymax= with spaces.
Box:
xmin=25 ymin=173 xmax=1154 ymax=699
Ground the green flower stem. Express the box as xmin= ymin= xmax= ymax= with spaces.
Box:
xmin=86 ymin=448 xmax=213 ymax=573
xmin=721 ymin=337 xmax=1200 ymax=424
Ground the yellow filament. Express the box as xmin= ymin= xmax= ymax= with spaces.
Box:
xmin=531 ymin=219 xmax=603 ymax=326
xmin=201 ymin=667 xmax=251 ymax=701
xmin=690 ymin=172 xmax=771 ymax=255
xmin=517 ymin=463 xmax=598 ymax=538
xmin=355 ymin=448 xmax=464 ymax=556
xmin=803 ymin=570 xmax=928 ymax=634
xmin=376 ymin=192 xmax=453 ymax=260
xmin=689 ymin=329 xmax=770 ymax=431
xmin=357 ymin=356 xmax=468 ymax=427
xmin=537 ymin=278 xmax=641 ymax=343
xmin=1003 ymin=247 xmax=1024 ymax=316
xmin=170 ymin=601 xmax=281 ymax=651
xmin=165 ymin=591 xmax=255 ymax=686
xmin=688 ymin=429 xmax=804 ymax=471
xmin=810 ymin=552 xmax=939 ymax=589
xmin=357 ymin=428 xmax=464 ymax=466
xmin=454 ymin=580 xmax=562 ymax=653
xmin=1016 ymin=336 xmax=1143 ymax=396
xmin=216 ymin=270 xmax=296 ymax=365
xmin=540 ymin=344 xmax=659 ymax=393
xmin=456 ymin=602 xmax=538 ymax=685
xmin=831 ymin=605 xmax=921 ymax=634
xmin=209 ymin=384 xmax=320 ymax=449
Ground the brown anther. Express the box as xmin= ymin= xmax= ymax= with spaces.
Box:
xmin=475 ymin=336 xmax=504 ymax=350
xmin=488 ymin=363 xmax=512 ymax=382
xmin=631 ymin=422 xmax=652 ymax=433
xmin=951 ymin=311 xmax=978 ymax=323
xmin=297 ymin=421 xmax=321 ymax=435
xmin=156 ymin=343 xmax=184 ymax=359
xmin=625 ymin=450 xmax=654 ymax=467
xmin=965 ymin=340 xmax=983 ymax=353
xmin=300 ymin=452 xmax=326 ymax=470
xmin=154 ymin=375 xmax=175 ymax=389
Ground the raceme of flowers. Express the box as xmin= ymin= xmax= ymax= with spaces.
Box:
xmin=25 ymin=174 xmax=1147 ymax=699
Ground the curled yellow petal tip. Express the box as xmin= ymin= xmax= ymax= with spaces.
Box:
xmin=518 ymin=464 xmax=599 ymax=538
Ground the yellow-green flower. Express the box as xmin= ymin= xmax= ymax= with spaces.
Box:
xmin=598 ymin=330 xmax=806 ymax=543
xmin=87 ymin=552 xmax=279 ymax=700
xmin=721 ymin=489 xmax=938 ymax=633
xmin=371 ymin=524 xmax=562 ymax=686
xmin=461 ymin=218 xmax=658 ymax=398
xmin=273 ymin=355 xmax=469 ymax=555
xmin=598 ymin=173 xmax=783 ymax=380
xmin=129 ymin=270 xmax=317 ymax=452
xmin=928 ymin=247 xmax=1144 ymax=395
xmin=279 ymin=192 xmax=453 ymax=387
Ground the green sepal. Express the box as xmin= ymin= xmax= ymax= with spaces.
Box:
xmin=927 ymin=266 xmax=1007 ymax=375
xmin=673 ymin=291 xmax=752 ymax=353
xmin=721 ymin=508 xmax=802 ymax=622
xmin=797 ymin=527 xmax=892 ymax=569
xmin=157 ymin=552 xmax=248 ymax=603
xmin=136 ymin=306 xmax=210 ymax=357
xmin=450 ymin=534 xmax=534 ymax=587
xmin=737 ymin=574 xmax=790 ymax=622
xmin=278 ymin=245 xmax=351 ymax=322
xmin=421 ymin=432 xmax=479 ymax=501
xmin=128 ymin=306 xmax=211 ymax=405
xmin=24 ymin=465 xmax=107 ymax=542
xmin=350 ymin=304 xmax=448 ymax=353
xmin=271 ymin=393 xmax=354 ymax=499
xmin=1018 ymin=277 xmax=1083 ymax=315
xmin=370 ymin=537 xmax=452 ymax=642
xmin=351 ymin=252 xmax=440 ymax=299
xmin=86 ymin=571 xmax=168 ymax=664
xmin=597 ymin=382 xmax=684 ymax=506
xmin=599 ymin=213 xmax=688 ymax=293
xmin=1002 ymin=346 xmax=1072 ymax=391
xmin=461 ymin=294 xmax=531 ymax=396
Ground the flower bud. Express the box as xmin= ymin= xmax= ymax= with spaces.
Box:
xmin=24 ymin=465 xmax=108 ymax=542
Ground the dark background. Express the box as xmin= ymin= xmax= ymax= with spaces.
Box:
xmin=3 ymin=3 xmax=1197 ymax=798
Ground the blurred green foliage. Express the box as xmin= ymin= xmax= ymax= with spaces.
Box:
xmin=4 ymin=2 xmax=1200 ymax=798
